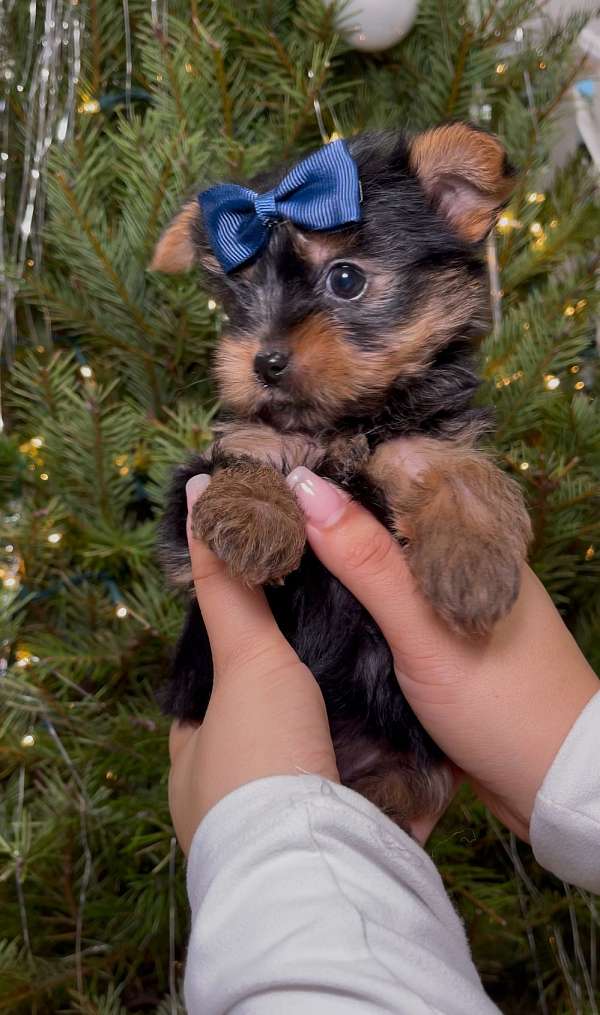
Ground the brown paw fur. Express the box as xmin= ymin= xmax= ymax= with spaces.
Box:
xmin=408 ymin=528 xmax=525 ymax=636
xmin=190 ymin=461 xmax=306 ymax=585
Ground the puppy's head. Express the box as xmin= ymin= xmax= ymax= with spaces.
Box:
xmin=151 ymin=123 xmax=514 ymax=433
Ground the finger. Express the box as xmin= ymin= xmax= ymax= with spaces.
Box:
xmin=186 ymin=476 xmax=294 ymax=672
xmin=286 ymin=468 xmax=456 ymax=672
xmin=169 ymin=719 xmax=199 ymax=765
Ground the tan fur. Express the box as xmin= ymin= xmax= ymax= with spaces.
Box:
xmin=410 ymin=124 xmax=514 ymax=242
xmin=150 ymin=202 xmax=199 ymax=273
xmin=213 ymin=335 xmax=261 ymax=415
xmin=366 ymin=435 xmax=531 ymax=634
xmin=191 ymin=461 xmax=306 ymax=586
xmin=213 ymin=422 xmax=326 ymax=473
xmin=291 ymin=226 xmax=357 ymax=265
xmin=333 ymin=722 xmax=454 ymax=830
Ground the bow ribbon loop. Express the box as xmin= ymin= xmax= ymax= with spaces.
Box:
xmin=198 ymin=140 xmax=361 ymax=273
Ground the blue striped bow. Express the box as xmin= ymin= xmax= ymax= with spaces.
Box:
xmin=198 ymin=140 xmax=361 ymax=273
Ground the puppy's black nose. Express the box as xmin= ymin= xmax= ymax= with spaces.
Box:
xmin=254 ymin=349 xmax=290 ymax=385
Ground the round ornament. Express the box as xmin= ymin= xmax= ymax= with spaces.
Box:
xmin=325 ymin=0 xmax=419 ymax=52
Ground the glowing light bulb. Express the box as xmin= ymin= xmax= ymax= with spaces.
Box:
xmin=79 ymin=99 xmax=100 ymax=114
xmin=47 ymin=532 xmax=63 ymax=544
xmin=40 ymin=473 xmax=49 ymax=481
xmin=80 ymin=365 xmax=93 ymax=378
xmin=519 ymin=462 xmax=530 ymax=471
xmin=207 ymin=298 xmax=217 ymax=311
xmin=21 ymin=734 xmax=36 ymax=747
xmin=544 ymin=375 xmax=560 ymax=391
xmin=115 ymin=605 xmax=128 ymax=618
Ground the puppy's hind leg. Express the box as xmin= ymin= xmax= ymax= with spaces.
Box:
xmin=333 ymin=723 xmax=454 ymax=835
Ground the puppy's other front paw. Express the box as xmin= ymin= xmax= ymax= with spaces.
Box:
xmin=191 ymin=461 xmax=306 ymax=585
xmin=409 ymin=530 xmax=525 ymax=637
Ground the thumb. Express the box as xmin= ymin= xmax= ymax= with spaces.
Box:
xmin=286 ymin=467 xmax=458 ymax=684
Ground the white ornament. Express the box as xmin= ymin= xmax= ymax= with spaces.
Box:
xmin=325 ymin=0 xmax=419 ymax=52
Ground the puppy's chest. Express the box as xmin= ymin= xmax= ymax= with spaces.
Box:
xmin=213 ymin=421 xmax=373 ymax=484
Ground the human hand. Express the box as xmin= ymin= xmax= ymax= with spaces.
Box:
xmin=167 ymin=474 xmax=338 ymax=855
xmin=168 ymin=474 xmax=455 ymax=854
xmin=286 ymin=463 xmax=599 ymax=842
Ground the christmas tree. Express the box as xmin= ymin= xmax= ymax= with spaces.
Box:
xmin=1 ymin=1 xmax=599 ymax=1010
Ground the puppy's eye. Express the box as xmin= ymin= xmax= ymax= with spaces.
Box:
xmin=326 ymin=263 xmax=367 ymax=300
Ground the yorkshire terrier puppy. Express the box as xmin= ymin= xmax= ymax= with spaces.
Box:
xmin=152 ymin=123 xmax=531 ymax=827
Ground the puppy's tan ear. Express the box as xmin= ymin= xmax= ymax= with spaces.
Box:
xmin=410 ymin=123 xmax=515 ymax=243
xmin=150 ymin=201 xmax=199 ymax=273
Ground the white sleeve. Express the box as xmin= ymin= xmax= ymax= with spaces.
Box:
xmin=530 ymin=688 xmax=600 ymax=892
xmin=184 ymin=774 xmax=500 ymax=1015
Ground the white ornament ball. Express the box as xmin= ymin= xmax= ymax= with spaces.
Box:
xmin=325 ymin=0 xmax=419 ymax=52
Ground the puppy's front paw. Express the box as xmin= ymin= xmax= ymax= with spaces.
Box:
xmin=409 ymin=530 xmax=524 ymax=636
xmin=190 ymin=461 xmax=306 ymax=585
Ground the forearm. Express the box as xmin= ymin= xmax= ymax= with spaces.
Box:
xmin=184 ymin=775 xmax=500 ymax=1015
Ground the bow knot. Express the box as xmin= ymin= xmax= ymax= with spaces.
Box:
xmin=198 ymin=139 xmax=361 ymax=273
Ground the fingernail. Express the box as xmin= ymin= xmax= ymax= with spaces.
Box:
xmin=286 ymin=467 xmax=349 ymax=528
xmin=186 ymin=474 xmax=210 ymax=510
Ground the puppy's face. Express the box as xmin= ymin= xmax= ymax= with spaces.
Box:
xmin=152 ymin=124 xmax=514 ymax=433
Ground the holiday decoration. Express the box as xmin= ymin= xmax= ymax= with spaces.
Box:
xmin=324 ymin=0 xmax=419 ymax=51
xmin=1 ymin=1 xmax=599 ymax=1011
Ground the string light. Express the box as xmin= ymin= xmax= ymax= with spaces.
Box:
xmin=570 ymin=365 xmax=580 ymax=374
xmin=574 ymin=380 xmax=585 ymax=391
xmin=519 ymin=462 xmax=530 ymax=471
xmin=30 ymin=436 xmax=43 ymax=448
xmin=115 ymin=605 xmax=128 ymax=618
xmin=15 ymin=649 xmax=39 ymax=667
xmin=3 ymin=576 xmax=18 ymax=588
xmin=586 ymin=546 xmax=596 ymax=561
xmin=207 ymin=298 xmax=217 ymax=311
xmin=530 ymin=222 xmax=543 ymax=236
xmin=549 ymin=219 xmax=559 ymax=229
xmin=527 ymin=192 xmax=546 ymax=204
xmin=40 ymin=473 xmax=49 ymax=481
xmin=105 ymin=770 xmax=118 ymax=781
xmin=496 ymin=63 xmax=507 ymax=74
xmin=544 ymin=374 xmax=560 ymax=390
xmin=78 ymin=98 xmax=100 ymax=114
xmin=80 ymin=364 xmax=93 ymax=378
xmin=576 ymin=299 xmax=588 ymax=311
xmin=20 ymin=734 xmax=36 ymax=748
xmin=497 ymin=212 xmax=521 ymax=233
xmin=5 ymin=544 xmax=13 ymax=552
xmin=47 ymin=531 xmax=63 ymax=544
xmin=185 ymin=63 xmax=193 ymax=73
xmin=119 ymin=466 xmax=130 ymax=476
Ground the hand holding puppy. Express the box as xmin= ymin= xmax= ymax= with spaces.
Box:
xmin=169 ymin=471 xmax=598 ymax=854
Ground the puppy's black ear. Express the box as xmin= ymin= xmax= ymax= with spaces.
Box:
xmin=150 ymin=200 xmax=220 ymax=274
xmin=409 ymin=123 xmax=515 ymax=243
